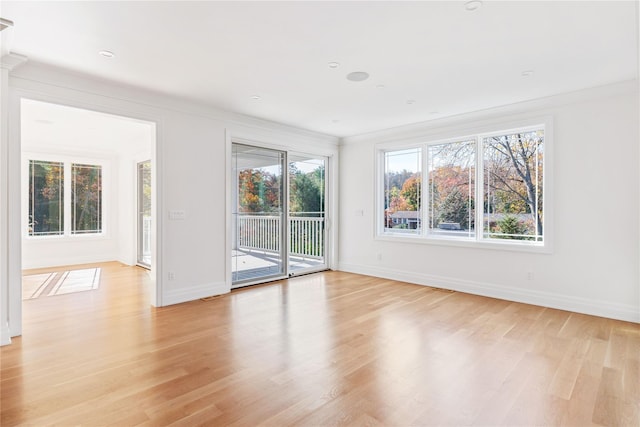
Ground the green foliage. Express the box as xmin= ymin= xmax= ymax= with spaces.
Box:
xmin=438 ymin=188 xmax=470 ymax=229
xmin=29 ymin=160 xmax=64 ymax=235
xmin=495 ymin=214 xmax=527 ymax=239
xmin=290 ymin=165 xmax=324 ymax=214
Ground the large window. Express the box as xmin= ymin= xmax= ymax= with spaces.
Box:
xmin=378 ymin=124 xmax=547 ymax=248
xmin=27 ymin=159 xmax=104 ymax=237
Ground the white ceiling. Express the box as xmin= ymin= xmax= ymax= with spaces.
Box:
xmin=21 ymin=99 xmax=154 ymax=155
xmin=3 ymin=1 xmax=638 ymax=137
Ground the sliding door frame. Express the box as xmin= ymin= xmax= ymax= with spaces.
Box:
xmin=230 ymin=142 xmax=288 ymax=288
xmin=226 ymin=134 xmax=334 ymax=289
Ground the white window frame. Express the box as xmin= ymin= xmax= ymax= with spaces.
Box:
xmin=375 ymin=116 xmax=553 ymax=253
xmin=22 ymin=152 xmax=110 ymax=240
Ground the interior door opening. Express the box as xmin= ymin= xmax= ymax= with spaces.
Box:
xmin=13 ymin=98 xmax=157 ymax=339
xmin=137 ymin=160 xmax=151 ymax=269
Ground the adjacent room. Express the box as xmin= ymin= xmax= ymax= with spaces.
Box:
xmin=0 ymin=1 xmax=638 ymax=426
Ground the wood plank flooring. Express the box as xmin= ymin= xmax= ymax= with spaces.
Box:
xmin=1 ymin=262 xmax=639 ymax=426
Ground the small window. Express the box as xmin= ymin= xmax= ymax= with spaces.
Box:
xmin=383 ymin=148 xmax=422 ymax=234
xmin=71 ymin=163 xmax=102 ymax=234
xmin=29 ymin=160 xmax=64 ymax=236
xmin=427 ymin=140 xmax=476 ymax=239
xmin=26 ymin=158 xmax=105 ymax=237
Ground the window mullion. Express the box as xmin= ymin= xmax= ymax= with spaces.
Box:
xmin=475 ymin=137 xmax=484 ymax=242
xmin=421 ymin=144 xmax=428 ymax=237
xmin=64 ymin=162 xmax=72 ymax=236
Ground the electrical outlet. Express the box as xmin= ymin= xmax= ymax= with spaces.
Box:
xmin=168 ymin=271 xmax=175 ymax=280
xmin=377 ymin=253 xmax=382 ymax=261
xmin=526 ymin=271 xmax=534 ymax=280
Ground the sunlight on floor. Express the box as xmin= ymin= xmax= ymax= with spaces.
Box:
xmin=22 ymin=268 xmax=101 ymax=300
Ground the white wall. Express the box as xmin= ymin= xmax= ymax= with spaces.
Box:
xmin=3 ymin=61 xmax=339 ymax=338
xmin=339 ymin=82 xmax=639 ymax=323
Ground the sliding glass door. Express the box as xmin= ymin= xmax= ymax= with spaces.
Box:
xmin=231 ymin=144 xmax=328 ymax=287
xmin=288 ymin=154 xmax=327 ymax=275
xmin=232 ymin=144 xmax=286 ymax=286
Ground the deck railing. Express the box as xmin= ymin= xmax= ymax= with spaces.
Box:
xmin=142 ymin=216 xmax=152 ymax=257
xmin=237 ymin=213 xmax=324 ymax=259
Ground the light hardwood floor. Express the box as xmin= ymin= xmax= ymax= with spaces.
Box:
xmin=2 ymin=262 xmax=639 ymax=426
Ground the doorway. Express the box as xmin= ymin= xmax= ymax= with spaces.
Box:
xmin=137 ymin=160 xmax=152 ymax=268
xmin=15 ymin=98 xmax=157 ymax=334
xmin=231 ymin=142 xmax=328 ymax=288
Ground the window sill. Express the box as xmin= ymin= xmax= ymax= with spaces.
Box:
xmin=25 ymin=233 xmax=109 ymax=242
xmin=375 ymin=232 xmax=551 ymax=254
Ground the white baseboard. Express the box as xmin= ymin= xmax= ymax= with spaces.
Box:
xmin=337 ymin=262 xmax=640 ymax=323
xmin=1 ymin=322 xmax=12 ymax=346
xmin=22 ymin=254 xmax=120 ymax=270
xmin=162 ymin=281 xmax=230 ymax=306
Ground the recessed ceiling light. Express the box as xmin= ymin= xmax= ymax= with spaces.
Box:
xmin=346 ymin=71 xmax=370 ymax=82
xmin=406 ymin=99 xmax=416 ymax=105
xmin=99 ymin=50 xmax=115 ymax=58
xmin=464 ymin=1 xmax=483 ymax=11
xmin=376 ymin=84 xmax=385 ymax=89
xmin=521 ymin=70 xmax=534 ymax=77
xmin=429 ymin=111 xmax=439 ymax=115
xmin=250 ymin=95 xmax=262 ymax=100
xmin=328 ymin=62 xmax=340 ymax=69
xmin=332 ymin=119 xmax=340 ymax=123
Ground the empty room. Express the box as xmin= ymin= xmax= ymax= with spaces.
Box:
xmin=1 ymin=1 xmax=638 ymax=426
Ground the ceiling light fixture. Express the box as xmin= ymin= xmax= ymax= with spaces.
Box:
xmin=0 ymin=17 xmax=14 ymax=32
xmin=346 ymin=71 xmax=370 ymax=82
xmin=429 ymin=111 xmax=439 ymax=115
xmin=332 ymin=119 xmax=340 ymax=123
xmin=521 ymin=70 xmax=534 ymax=77
xmin=376 ymin=84 xmax=385 ymax=89
xmin=99 ymin=50 xmax=115 ymax=58
xmin=250 ymin=95 xmax=261 ymax=100
xmin=406 ymin=99 xmax=416 ymax=105
xmin=464 ymin=1 xmax=483 ymax=11
xmin=328 ymin=62 xmax=340 ymax=69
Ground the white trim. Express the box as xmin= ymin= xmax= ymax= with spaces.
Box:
xmin=163 ymin=281 xmax=229 ymax=306
xmin=0 ymin=66 xmax=11 ymax=345
xmin=0 ymin=53 xmax=28 ymax=71
xmin=338 ymin=262 xmax=640 ymax=324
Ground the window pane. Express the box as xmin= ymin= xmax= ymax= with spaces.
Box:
xmin=483 ymin=130 xmax=544 ymax=241
xmin=29 ymin=160 xmax=64 ymax=236
xmin=427 ymin=140 xmax=476 ymax=238
xmin=72 ymin=163 xmax=102 ymax=234
xmin=383 ymin=148 xmax=421 ymax=233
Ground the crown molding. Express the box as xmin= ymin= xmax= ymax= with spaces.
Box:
xmin=0 ymin=52 xmax=27 ymax=71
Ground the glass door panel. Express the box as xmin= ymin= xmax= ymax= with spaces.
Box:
xmin=137 ymin=160 xmax=151 ymax=268
xmin=288 ymin=155 xmax=327 ymax=275
xmin=232 ymin=144 xmax=286 ymax=286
